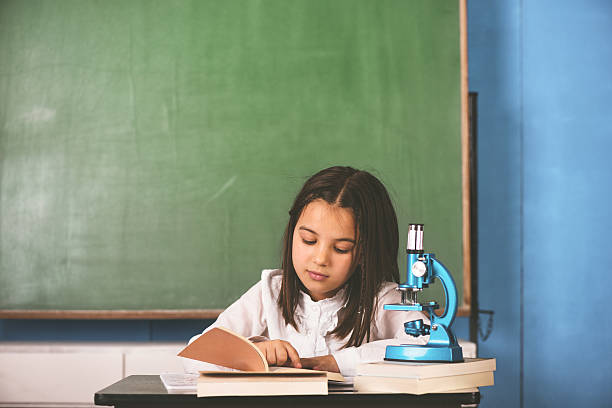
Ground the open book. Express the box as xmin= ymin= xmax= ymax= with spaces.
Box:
xmin=177 ymin=326 xmax=345 ymax=382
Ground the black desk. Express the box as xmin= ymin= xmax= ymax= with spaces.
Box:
xmin=95 ymin=375 xmax=480 ymax=408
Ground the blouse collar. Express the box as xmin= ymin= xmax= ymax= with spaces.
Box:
xmin=295 ymin=285 xmax=349 ymax=338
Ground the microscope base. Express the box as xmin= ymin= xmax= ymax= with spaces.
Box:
xmin=385 ymin=344 xmax=464 ymax=363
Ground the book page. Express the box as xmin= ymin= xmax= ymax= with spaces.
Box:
xmin=178 ymin=327 xmax=268 ymax=371
xmin=270 ymin=366 xmax=345 ymax=382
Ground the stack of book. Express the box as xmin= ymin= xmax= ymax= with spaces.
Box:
xmin=354 ymin=358 xmax=496 ymax=395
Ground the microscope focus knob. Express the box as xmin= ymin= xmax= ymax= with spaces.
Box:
xmin=411 ymin=261 xmax=427 ymax=277
xmin=404 ymin=319 xmax=431 ymax=337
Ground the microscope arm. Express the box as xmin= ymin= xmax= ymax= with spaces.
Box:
xmin=431 ymin=257 xmax=458 ymax=329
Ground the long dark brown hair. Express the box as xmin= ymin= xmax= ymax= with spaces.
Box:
xmin=278 ymin=166 xmax=400 ymax=348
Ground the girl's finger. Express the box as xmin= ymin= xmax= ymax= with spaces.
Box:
xmin=284 ymin=343 xmax=302 ymax=368
xmin=275 ymin=346 xmax=288 ymax=366
xmin=266 ymin=346 xmax=277 ymax=365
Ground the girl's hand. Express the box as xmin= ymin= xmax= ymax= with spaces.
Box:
xmin=300 ymin=355 xmax=340 ymax=373
xmin=254 ymin=340 xmax=302 ymax=368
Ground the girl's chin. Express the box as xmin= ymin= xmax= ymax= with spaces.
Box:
xmin=302 ymin=284 xmax=337 ymax=302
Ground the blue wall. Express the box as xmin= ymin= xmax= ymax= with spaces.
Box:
xmin=3 ymin=1 xmax=612 ymax=407
xmin=469 ymin=0 xmax=612 ymax=407
xmin=468 ymin=1 xmax=522 ymax=406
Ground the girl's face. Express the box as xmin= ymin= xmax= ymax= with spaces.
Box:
xmin=292 ymin=199 xmax=356 ymax=301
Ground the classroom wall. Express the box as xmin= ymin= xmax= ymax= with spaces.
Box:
xmin=3 ymin=1 xmax=612 ymax=407
xmin=469 ymin=0 xmax=612 ymax=407
xmin=468 ymin=1 xmax=522 ymax=406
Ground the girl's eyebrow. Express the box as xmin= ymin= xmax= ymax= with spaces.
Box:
xmin=298 ymin=226 xmax=356 ymax=243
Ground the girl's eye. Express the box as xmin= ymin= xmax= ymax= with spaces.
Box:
xmin=334 ymin=247 xmax=351 ymax=254
xmin=302 ymin=239 xmax=316 ymax=245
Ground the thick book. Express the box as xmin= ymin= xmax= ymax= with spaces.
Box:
xmin=354 ymin=371 xmax=494 ymax=395
xmin=356 ymin=358 xmax=496 ymax=379
xmin=197 ymin=371 xmax=327 ymax=397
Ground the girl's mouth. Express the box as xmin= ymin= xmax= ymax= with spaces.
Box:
xmin=307 ymin=270 xmax=328 ymax=281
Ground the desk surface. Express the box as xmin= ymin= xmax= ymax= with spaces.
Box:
xmin=95 ymin=375 xmax=480 ymax=408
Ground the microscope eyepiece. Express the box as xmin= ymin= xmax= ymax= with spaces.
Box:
xmin=407 ymin=224 xmax=424 ymax=254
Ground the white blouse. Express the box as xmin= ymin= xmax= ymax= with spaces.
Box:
xmin=183 ymin=269 xmax=429 ymax=377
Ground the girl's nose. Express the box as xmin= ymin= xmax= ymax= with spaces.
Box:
xmin=313 ymin=246 xmax=329 ymax=266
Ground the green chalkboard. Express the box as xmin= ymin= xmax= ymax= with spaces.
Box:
xmin=0 ymin=0 xmax=465 ymax=314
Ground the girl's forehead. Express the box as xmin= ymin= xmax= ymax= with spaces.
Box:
xmin=297 ymin=199 xmax=355 ymax=236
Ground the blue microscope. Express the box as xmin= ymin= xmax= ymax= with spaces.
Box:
xmin=384 ymin=224 xmax=464 ymax=363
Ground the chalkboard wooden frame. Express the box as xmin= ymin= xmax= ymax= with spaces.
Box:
xmin=0 ymin=0 xmax=471 ymax=319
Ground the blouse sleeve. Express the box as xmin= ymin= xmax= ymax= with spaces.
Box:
xmin=181 ymin=279 xmax=269 ymax=373
xmin=331 ymin=284 xmax=430 ymax=377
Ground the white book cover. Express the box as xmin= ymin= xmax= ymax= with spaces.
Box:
xmin=160 ymin=373 xmax=198 ymax=394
